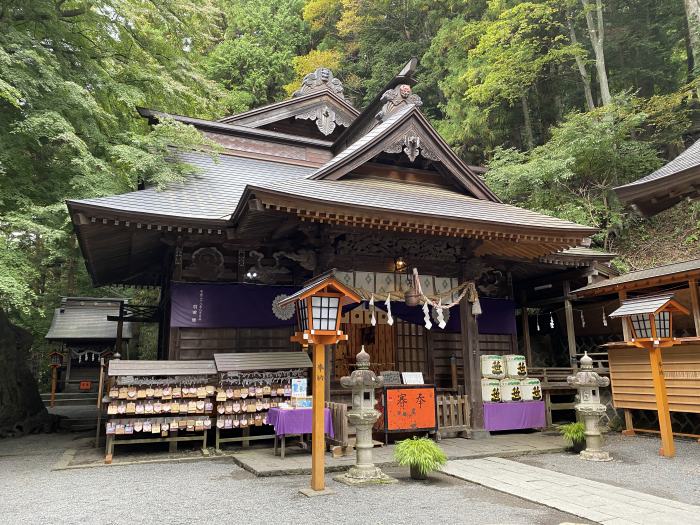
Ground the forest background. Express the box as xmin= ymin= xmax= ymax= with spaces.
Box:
xmin=2 ymin=0 xmax=700 ymax=377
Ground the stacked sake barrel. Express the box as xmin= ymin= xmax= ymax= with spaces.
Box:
xmin=480 ymin=354 xmax=542 ymax=402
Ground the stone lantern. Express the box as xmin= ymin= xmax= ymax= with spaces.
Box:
xmin=567 ymin=352 xmax=612 ymax=461
xmin=335 ymin=347 xmax=396 ymax=485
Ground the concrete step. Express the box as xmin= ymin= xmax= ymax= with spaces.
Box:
xmin=41 ymin=393 xmax=98 ymax=406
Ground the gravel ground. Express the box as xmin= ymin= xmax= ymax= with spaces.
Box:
xmin=0 ymin=433 xmax=587 ymax=525
xmin=515 ymin=432 xmax=700 ymax=506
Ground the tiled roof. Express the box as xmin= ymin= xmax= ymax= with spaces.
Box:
xmin=69 ymin=152 xmax=314 ymax=221
xmin=46 ymin=299 xmax=132 ymax=341
xmin=609 ymin=293 xmax=675 ymax=317
xmin=248 ymin=177 xmax=595 ymax=233
xmin=616 ymin=139 xmax=700 ymax=190
xmin=573 ymin=258 xmax=700 ymax=295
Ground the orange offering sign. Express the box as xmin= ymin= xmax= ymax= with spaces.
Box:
xmin=385 ymin=386 xmax=436 ymax=432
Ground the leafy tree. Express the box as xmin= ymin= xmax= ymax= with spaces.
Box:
xmin=206 ymin=0 xmax=310 ymax=113
xmin=0 ymin=0 xmax=223 ymax=425
xmin=485 ymin=98 xmax=665 ymax=248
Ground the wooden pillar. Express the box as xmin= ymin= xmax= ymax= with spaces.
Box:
xmin=311 ymin=342 xmax=326 ymax=491
xmin=115 ymin=301 xmax=124 ymax=358
xmin=50 ymin=366 xmax=58 ymax=408
xmin=649 ymin=346 xmax=674 ymax=457
xmin=521 ymin=306 xmax=533 ymax=366
xmin=562 ymin=281 xmax=577 ymax=368
xmin=324 ymin=344 xmax=332 ymax=402
xmin=618 ymin=291 xmax=631 ymax=341
xmin=64 ymin=347 xmax=72 ymax=390
xmin=459 ymin=286 xmax=484 ymax=431
xmin=622 ymin=408 xmax=635 ymax=436
xmin=689 ymin=279 xmax=700 ymax=336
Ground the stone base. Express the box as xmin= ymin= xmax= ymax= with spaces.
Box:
xmin=579 ymin=449 xmax=612 ymax=462
xmin=298 ymin=488 xmax=337 ymax=497
xmin=469 ymin=429 xmax=491 ymax=440
xmin=333 ymin=471 xmax=398 ymax=486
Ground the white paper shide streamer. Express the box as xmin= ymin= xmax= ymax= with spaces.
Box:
xmin=385 ymin=293 xmax=394 ymax=326
xmin=422 ymin=300 xmax=433 ymax=330
xmin=369 ymin=293 xmax=377 ymax=326
xmin=435 ymin=299 xmax=446 ymax=329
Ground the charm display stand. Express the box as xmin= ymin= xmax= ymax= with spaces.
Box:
xmin=103 ymin=360 xmax=217 ymax=464
xmin=212 ymin=352 xmax=311 ymax=451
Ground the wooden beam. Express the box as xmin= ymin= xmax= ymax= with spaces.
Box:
xmin=689 ymin=279 xmax=700 ymax=337
xmin=562 ymin=281 xmax=577 ymax=368
xmin=521 ymin=307 xmax=533 ymax=366
xmin=619 ymin=291 xmax=631 ymax=341
xmin=311 ymin=343 xmax=326 ymax=491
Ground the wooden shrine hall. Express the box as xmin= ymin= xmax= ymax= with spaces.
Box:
xmin=67 ymin=60 xmax=610 ymax=432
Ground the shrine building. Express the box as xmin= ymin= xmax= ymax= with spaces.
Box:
xmin=66 ymin=60 xmax=614 ymax=433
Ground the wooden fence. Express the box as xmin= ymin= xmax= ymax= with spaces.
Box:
xmin=436 ymin=394 xmax=470 ymax=439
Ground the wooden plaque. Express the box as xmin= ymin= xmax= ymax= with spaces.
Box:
xmin=381 ymin=371 xmax=402 ymax=385
xmin=385 ymin=386 xmax=436 ymax=432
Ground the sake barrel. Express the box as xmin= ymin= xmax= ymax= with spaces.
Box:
xmin=480 ymin=355 xmax=505 ymax=379
xmin=505 ymin=354 xmax=528 ymax=378
xmin=499 ymin=378 xmax=522 ymax=402
xmin=520 ymin=378 xmax=542 ymax=401
xmin=481 ymin=378 xmax=502 ymax=403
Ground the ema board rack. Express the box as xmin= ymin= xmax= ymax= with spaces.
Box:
xmin=102 ymin=360 xmax=216 ymax=463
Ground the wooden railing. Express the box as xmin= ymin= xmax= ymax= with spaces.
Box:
xmin=436 ymin=394 xmax=470 ymax=439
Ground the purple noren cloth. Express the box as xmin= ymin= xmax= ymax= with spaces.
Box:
xmin=267 ymin=408 xmax=334 ymax=437
xmin=483 ymin=401 xmax=545 ymax=431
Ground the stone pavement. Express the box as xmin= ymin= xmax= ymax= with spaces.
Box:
xmin=442 ymin=456 xmax=700 ymax=525
xmin=231 ymin=433 xmax=565 ymax=476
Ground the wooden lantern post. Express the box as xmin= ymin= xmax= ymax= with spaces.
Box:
xmin=48 ymin=351 xmax=64 ymax=408
xmin=279 ymin=273 xmax=360 ymax=493
xmin=609 ymin=294 xmax=689 ymax=458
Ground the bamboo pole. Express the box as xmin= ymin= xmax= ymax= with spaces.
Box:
xmin=311 ymin=342 xmax=326 ymax=491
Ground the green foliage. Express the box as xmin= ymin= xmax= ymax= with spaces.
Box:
xmin=559 ymin=421 xmax=585 ymax=445
xmin=0 ymin=0 xmax=223 ymax=352
xmin=486 ymin=97 xmax=664 ymax=248
xmin=394 ymin=437 xmax=447 ymax=476
xmin=206 ymin=0 xmax=309 ymax=113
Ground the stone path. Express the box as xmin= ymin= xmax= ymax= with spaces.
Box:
xmin=442 ymin=456 xmax=700 ymax=525
xmin=231 ymin=433 xmax=565 ymax=476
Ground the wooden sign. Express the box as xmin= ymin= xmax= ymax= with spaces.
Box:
xmin=79 ymin=381 xmax=93 ymax=392
xmin=381 ymin=371 xmax=402 ymax=385
xmin=385 ymin=386 xmax=436 ymax=432
xmin=401 ymin=372 xmax=424 ymax=385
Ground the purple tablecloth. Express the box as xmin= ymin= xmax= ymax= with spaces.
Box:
xmin=483 ymin=401 xmax=545 ymax=431
xmin=267 ymin=408 xmax=334 ymax=437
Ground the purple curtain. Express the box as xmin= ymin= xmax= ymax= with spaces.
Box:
xmin=170 ymin=282 xmax=516 ymax=335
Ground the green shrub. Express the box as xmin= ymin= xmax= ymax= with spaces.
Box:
xmin=394 ymin=437 xmax=447 ymax=477
xmin=559 ymin=422 xmax=585 ymax=445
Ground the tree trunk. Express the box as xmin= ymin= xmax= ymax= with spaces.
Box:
xmin=685 ymin=0 xmax=700 ymax=93
xmin=0 ymin=309 xmax=54 ymax=436
xmin=581 ymin=0 xmax=611 ymax=105
xmin=567 ymin=15 xmax=596 ymax=111
xmin=521 ymin=94 xmax=535 ymax=150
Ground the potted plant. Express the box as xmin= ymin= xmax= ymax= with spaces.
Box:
xmin=394 ymin=436 xmax=447 ymax=480
xmin=559 ymin=422 xmax=586 ymax=452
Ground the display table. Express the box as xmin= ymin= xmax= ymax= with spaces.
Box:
xmin=267 ymin=407 xmax=333 ymax=458
xmin=483 ymin=401 xmax=545 ymax=431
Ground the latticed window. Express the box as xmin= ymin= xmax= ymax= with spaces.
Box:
xmin=311 ymin=296 xmax=339 ymax=330
xmin=654 ymin=311 xmax=671 ymax=338
xmin=630 ymin=314 xmax=652 ymax=338
xmin=297 ymin=298 xmax=309 ymax=331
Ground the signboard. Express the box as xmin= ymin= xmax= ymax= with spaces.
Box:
xmin=384 ymin=386 xmax=436 ymax=433
xmin=380 ymin=371 xmax=402 ymax=385
xmin=401 ymin=372 xmax=424 ymax=385
xmin=291 ymin=378 xmax=308 ymax=398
